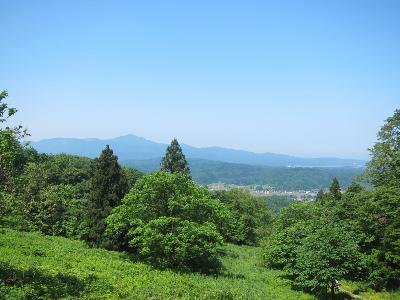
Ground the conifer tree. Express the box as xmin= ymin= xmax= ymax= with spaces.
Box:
xmin=86 ymin=145 xmax=128 ymax=247
xmin=315 ymin=189 xmax=324 ymax=201
xmin=329 ymin=177 xmax=341 ymax=200
xmin=161 ymin=138 xmax=191 ymax=178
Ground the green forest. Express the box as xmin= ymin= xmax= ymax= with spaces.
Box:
xmin=124 ymin=158 xmax=363 ymax=191
xmin=0 ymin=90 xmax=399 ymax=299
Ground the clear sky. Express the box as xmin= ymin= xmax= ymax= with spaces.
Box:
xmin=2 ymin=1 xmax=399 ymax=159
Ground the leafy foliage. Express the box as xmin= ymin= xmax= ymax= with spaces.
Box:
xmin=122 ymin=166 xmax=143 ymax=189
xmin=263 ymin=201 xmax=317 ymax=269
xmin=0 ymin=90 xmax=30 ymax=188
xmin=264 ymin=199 xmax=364 ymax=297
xmin=29 ymin=184 xmax=87 ymax=237
xmin=2 ymin=154 xmax=91 ymax=235
xmin=366 ymin=109 xmax=400 ymax=187
xmin=263 ymin=110 xmax=400 ymax=297
xmin=106 ymin=171 xmax=227 ymax=272
xmin=130 ymin=217 xmax=222 ymax=272
xmin=212 ymin=189 xmax=273 ymax=245
xmin=264 ymin=195 xmax=295 ymax=215
xmin=352 ymin=187 xmax=400 ymax=289
xmin=292 ymin=222 xmax=361 ymax=297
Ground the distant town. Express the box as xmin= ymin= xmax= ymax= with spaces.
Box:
xmin=205 ymin=183 xmax=318 ymax=200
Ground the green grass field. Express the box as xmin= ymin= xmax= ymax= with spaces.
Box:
xmin=1 ymin=228 xmax=398 ymax=300
xmin=0 ymin=228 xmax=313 ymax=300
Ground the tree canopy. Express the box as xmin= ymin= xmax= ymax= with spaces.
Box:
xmin=0 ymin=90 xmax=29 ymax=188
xmin=263 ymin=109 xmax=400 ymax=296
xmin=367 ymin=109 xmax=400 ymax=187
xmin=106 ymin=171 xmax=227 ymax=272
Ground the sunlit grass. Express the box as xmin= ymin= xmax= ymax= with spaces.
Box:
xmin=0 ymin=228 xmax=313 ymax=299
xmin=341 ymin=281 xmax=400 ymax=300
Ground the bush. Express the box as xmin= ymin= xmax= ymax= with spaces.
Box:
xmin=291 ymin=222 xmax=362 ymax=297
xmin=212 ymin=189 xmax=273 ymax=245
xmin=353 ymin=187 xmax=400 ymax=289
xmin=263 ymin=221 xmax=312 ymax=269
xmin=263 ymin=201 xmax=317 ymax=269
xmin=106 ymin=171 xmax=228 ymax=272
xmin=129 ymin=217 xmax=222 ymax=272
xmin=30 ymin=184 xmax=87 ymax=238
xmin=263 ymin=199 xmax=365 ymax=297
xmin=3 ymin=154 xmax=94 ymax=237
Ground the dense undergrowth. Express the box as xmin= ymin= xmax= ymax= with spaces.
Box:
xmin=0 ymin=228 xmax=313 ymax=300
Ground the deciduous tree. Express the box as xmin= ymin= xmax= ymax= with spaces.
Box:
xmin=0 ymin=90 xmax=29 ymax=188
xmin=106 ymin=171 xmax=227 ymax=272
xmin=366 ymin=109 xmax=400 ymax=187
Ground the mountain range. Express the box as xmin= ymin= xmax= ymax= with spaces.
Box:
xmin=30 ymin=135 xmax=366 ymax=190
xmin=31 ymin=134 xmax=365 ymax=168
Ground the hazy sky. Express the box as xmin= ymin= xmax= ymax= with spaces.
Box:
xmin=2 ymin=1 xmax=399 ymax=159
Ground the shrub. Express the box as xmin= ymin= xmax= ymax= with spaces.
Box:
xmin=129 ymin=217 xmax=222 ymax=272
xmin=212 ymin=189 xmax=273 ymax=245
xmin=106 ymin=171 xmax=228 ymax=272
xmin=291 ymin=222 xmax=362 ymax=297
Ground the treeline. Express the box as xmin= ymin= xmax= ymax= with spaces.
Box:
xmin=191 ymin=161 xmax=363 ymax=190
xmin=124 ymin=158 xmax=363 ymax=191
xmin=0 ymin=91 xmax=273 ymax=274
xmin=263 ymin=110 xmax=400 ymax=297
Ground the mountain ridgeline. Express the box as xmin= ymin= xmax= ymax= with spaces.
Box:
xmin=32 ymin=134 xmax=365 ymax=167
xmin=32 ymin=135 xmax=364 ymax=190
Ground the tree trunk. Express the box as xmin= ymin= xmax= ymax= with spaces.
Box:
xmin=330 ymin=284 xmax=335 ymax=300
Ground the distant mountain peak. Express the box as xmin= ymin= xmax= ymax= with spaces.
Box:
xmin=113 ymin=133 xmax=142 ymax=139
xmin=31 ymin=134 xmax=366 ymax=167
xmin=110 ymin=134 xmax=148 ymax=141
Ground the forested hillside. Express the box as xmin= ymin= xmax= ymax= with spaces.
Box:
xmin=123 ymin=158 xmax=363 ymax=190
xmin=0 ymin=91 xmax=399 ymax=299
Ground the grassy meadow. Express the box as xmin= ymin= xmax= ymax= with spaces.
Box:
xmin=0 ymin=227 xmax=313 ymax=300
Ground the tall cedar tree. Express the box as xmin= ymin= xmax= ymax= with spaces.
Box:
xmin=86 ymin=145 xmax=128 ymax=247
xmin=329 ymin=177 xmax=341 ymax=200
xmin=161 ymin=138 xmax=191 ymax=178
xmin=315 ymin=189 xmax=324 ymax=201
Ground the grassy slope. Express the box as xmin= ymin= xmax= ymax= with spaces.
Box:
xmin=0 ymin=228 xmax=312 ymax=300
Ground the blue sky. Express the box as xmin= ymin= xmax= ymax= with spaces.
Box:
xmin=2 ymin=1 xmax=399 ymax=159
